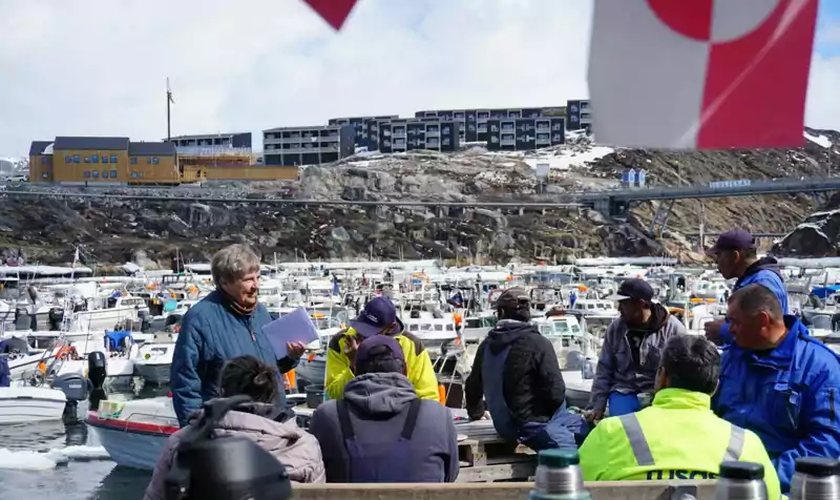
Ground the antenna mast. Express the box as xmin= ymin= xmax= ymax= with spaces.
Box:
xmin=166 ymin=78 xmax=175 ymax=142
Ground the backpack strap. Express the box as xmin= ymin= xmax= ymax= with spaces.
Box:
xmin=400 ymin=398 xmax=422 ymax=440
xmin=336 ymin=399 xmax=355 ymax=441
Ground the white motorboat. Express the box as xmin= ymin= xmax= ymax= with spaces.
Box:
xmin=86 ymin=396 xmax=179 ymax=470
xmin=0 ymin=385 xmax=68 ymax=424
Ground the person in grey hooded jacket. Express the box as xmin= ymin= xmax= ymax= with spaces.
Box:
xmin=587 ymin=278 xmax=686 ymax=421
xmin=309 ymin=335 xmax=459 ymax=483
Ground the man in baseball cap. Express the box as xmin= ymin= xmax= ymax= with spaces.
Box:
xmin=587 ymin=278 xmax=686 ymax=421
xmin=704 ymin=229 xmax=788 ymax=346
xmin=324 ymin=296 xmax=438 ymax=402
xmin=311 ymin=335 xmax=459 ymax=483
xmin=465 ymin=287 xmax=589 ymax=451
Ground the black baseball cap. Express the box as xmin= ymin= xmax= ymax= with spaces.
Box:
xmin=495 ymin=287 xmax=531 ymax=310
xmin=706 ymin=229 xmax=756 ymax=256
xmin=606 ymin=278 xmax=654 ymax=302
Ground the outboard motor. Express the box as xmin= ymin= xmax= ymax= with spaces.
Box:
xmin=87 ymin=351 xmax=108 ymax=411
xmin=581 ymin=357 xmax=596 ymax=380
xmin=48 ymin=307 xmax=64 ymax=331
xmin=52 ymin=373 xmax=89 ymax=424
xmin=164 ymin=395 xmax=292 ymax=500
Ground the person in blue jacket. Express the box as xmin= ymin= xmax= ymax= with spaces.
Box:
xmin=713 ymin=283 xmax=840 ymax=494
xmin=170 ymin=244 xmax=306 ymax=427
xmin=704 ymin=229 xmax=788 ymax=346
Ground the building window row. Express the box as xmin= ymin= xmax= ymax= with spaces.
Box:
xmin=129 ymin=157 xmax=161 ymax=165
xmin=129 ymin=171 xmax=147 ymax=179
xmin=83 ymin=170 xmax=119 ymax=179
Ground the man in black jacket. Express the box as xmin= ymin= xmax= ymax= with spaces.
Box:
xmin=465 ymin=288 xmax=588 ymax=450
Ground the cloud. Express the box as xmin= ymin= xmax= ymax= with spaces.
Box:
xmin=0 ymin=0 xmax=837 ymax=155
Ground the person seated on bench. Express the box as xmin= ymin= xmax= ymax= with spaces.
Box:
xmin=464 ymin=287 xmax=588 ymax=451
xmin=579 ymin=335 xmax=780 ymax=500
xmin=309 ymin=335 xmax=459 ymax=483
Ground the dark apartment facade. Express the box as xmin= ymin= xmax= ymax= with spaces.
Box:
xmin=486 ymin=117 xmax=566 ymax=152
xmin=377 ymin=119 xmax=460 ymax=154
xmin=166 ymin=132 xmax=252 ymax=151
xmin=328 ymin=115 xmax=398 ymax=148
xmin=565 ymin=100 xmax=592 ymax=130
xmin=413 ymin=107 xmax=564 ymax=143
xmin=262 ymin=125 xmax=355 ymax=166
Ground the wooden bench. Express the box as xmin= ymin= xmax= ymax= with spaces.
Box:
xmin=457 ymin=438 xmax=537 ymax=482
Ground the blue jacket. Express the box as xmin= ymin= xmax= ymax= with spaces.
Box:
xmin=720 ymin=257 xmax=788 ymax=344
xmin=712 ymin=317 xmax=840 ymax=493
xmin=170 ymin=291 xmax=299 ymax=427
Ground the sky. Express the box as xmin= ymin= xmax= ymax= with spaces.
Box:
xmin=0 ymin=0 xmax=838 ymax=156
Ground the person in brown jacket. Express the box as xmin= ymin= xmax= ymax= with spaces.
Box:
xmin=143 ymin=356 xmax=325 ymax=500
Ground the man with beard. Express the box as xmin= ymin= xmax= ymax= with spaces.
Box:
xmin=587 ymin=278 xmax=686 ymax=421
xmin=704 ymin=229 xmax=788 ymax=346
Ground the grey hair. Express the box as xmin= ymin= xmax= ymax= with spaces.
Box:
xmin=211 ymin=244 xmax=261 ymax=286
xmin=728 ymin=283 xmax=783 ymax=321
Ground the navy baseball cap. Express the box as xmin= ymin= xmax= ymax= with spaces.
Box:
xmin=355 ymin=335 xmax=405 ymax=368
xmin=706 ymin=229 xmax=756 ymax=256
xmin=606 ymin=278 xmax=654 ymax=302
xmin=349 ymin=296 xmax=403 ymax=338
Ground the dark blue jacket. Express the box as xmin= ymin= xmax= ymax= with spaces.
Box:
xmin=713 ymin=316 xmax=840 ymax=493
xmin=170 ymin=291 xmax=298 ymax=427
xmin=720 ymin=257 xmax=788 ymax=344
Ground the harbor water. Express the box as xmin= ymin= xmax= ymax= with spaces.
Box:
xmin=0 ymin=389 xmax=163 ymax=500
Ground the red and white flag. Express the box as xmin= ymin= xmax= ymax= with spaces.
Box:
xmin=588 ymin=0 xmax=819 ymax=149
xmin=303 ymin=0 xmax=359 ymax=31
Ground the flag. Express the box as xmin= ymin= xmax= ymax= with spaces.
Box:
xmin=303 ymin=0 xmax=358 ymax=30
xmin=588 ymin=0 xmax=818 ymax=149
xmin=166 ymin=77 xmax=175 ymax=104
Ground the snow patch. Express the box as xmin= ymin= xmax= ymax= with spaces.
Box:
xmin=804 ymin=131 xmax=832 ymax=148
xmin=0 ymin=445 xmax=110 ymax=471
xmin=522 ymin=146 xmax=615 ymax=171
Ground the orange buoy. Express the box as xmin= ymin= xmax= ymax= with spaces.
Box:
xmin=438 ymin=384 xmax=446 ymax=405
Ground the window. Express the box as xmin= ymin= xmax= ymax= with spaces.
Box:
xmin=65 ymin=155 xmax=72 ymax=163
xmin=110 ymin=170 xmax=118 ymax=178
xmin=130 ymin=157 xmax=137 ymax=165
xmin=152 ymin=157 xmax=159 ymax=165
xmin=83 ymin=171 xmax=91 ymax=179
xmin=110 ymin=155 xmax=118 ymax=163
xmin=41 ymin=157 xmax=48 ymax=164
xmin=92 ymin=170 xmax=99 ymax=178
xmin=84 ymin=156 xmax=90 ymax=163
xmin=73 ymin=155 xmax=80 ymax=163
xmin=146 ymin=158 xmax=152 ymax=164
xmin=102 ymin=156 xmax=109 ymax=164
xmin=92 ymin=154 xmax=99 ymax=163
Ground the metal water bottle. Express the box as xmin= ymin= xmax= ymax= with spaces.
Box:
xmin=715 ymin=461 xmax=767 ymax=500
xmin=790 ymin=457 xmax=840 ymax=500
xmin=529 ymin=449 xmax=591 ymax=500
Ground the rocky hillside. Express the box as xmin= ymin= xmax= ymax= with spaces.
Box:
xmin=773 ymin=191 xmax=840 ymax=257
xmin=1 ymin=128 xmax=838 ymax=268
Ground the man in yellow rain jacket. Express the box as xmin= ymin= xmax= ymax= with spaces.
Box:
xmin=580 ymin=335 xmax=781 ymax=500
xmin=325 ymin=296 xmax=439 ymax=401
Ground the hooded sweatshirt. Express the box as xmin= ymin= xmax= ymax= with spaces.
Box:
xmin=143 ymin=403 xmax=325 ymax=500
xmin=309 ymin=372 xmax=459 ymax=483
xmin=589 ymin=303 xmax=686 ymax=413
xmin=465 ymin=320 xmax=567 ymax=423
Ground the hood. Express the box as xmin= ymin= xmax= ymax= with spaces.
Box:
xmin=736 ymin=256 xmax=783 ymax=287
xmin=210 ymin=403 xmax=307 ymax=453
xmin=486 ymin=319 xmax=539 ymax=354
xmin=626 ymin=302 xmax=670 ymax=333
xmin=344 ymin=372 xmax=417 ymax=417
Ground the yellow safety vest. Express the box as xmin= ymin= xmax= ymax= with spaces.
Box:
xmin=579 ymin=388 xmax=782 ymax=500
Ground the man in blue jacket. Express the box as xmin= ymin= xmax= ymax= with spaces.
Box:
xmin=704 ymin=229 xmax=788 ymax=346
xmin=170 ymin=244 xmax=306 ymax=427
xmin=713 ymin=283 xmax=840 ymax=494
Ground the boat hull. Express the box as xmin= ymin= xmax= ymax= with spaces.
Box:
xmin=86 ymin=413 xmax=177 ymax=470
xmin=134 ymin=363 xmax=170 ymax=384
xmin=0 ymin=387 xmax=67 ymax=424
xmin=296 ymin=356 xmax=326 ymax=388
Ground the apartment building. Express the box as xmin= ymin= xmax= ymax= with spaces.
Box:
xmin=262 ymin=125 xmax=355 ymax=166
xmin=413 ymin=107 xmax=564 ymax=143
xmin=328 ymin=115 xmax=398 ymax=148
xmin=167 ymin=132 xmax=252 ymax=153
xmin=565 ymin=99 xmax=592 ymax=130
xmin=486 ymin=117 xmax=566 ymax=152
xmin=377 ymin=118 xmax=460 ymax=154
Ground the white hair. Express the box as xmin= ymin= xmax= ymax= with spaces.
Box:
xmin=211 ymin=244 xmax=261 ymax=286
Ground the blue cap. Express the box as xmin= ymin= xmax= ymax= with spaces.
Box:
xmin=349 ymin=297 xmax=403 ymax=338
